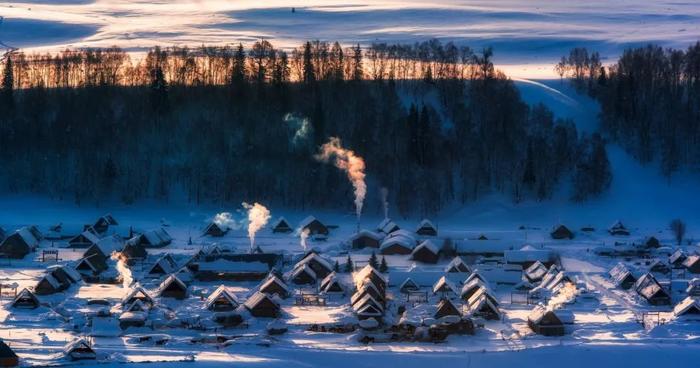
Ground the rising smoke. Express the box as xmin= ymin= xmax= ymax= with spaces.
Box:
xmin=299 ymin=228 xmax=310 ymax=252
xmin=111 ymin=251 xmax=133 ymax=288
xmin=242 ymin=202 xmax=271 ymax=252
xmin=315 ymin=137 xmax=367 ymax=221
xmin=284 ymin=113 xmax=312 ymax=146
xmin=213 ymin=212 xmax=237 ymax=230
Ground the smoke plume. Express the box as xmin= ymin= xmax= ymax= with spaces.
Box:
xmin=284 ymin=113 xmax=311 ymax=146
xmin=242 ymin=202 xmax=271 ymax=252
xmin=315 ymin=137 xmax=366 ymax=221
xmin=299 ymin=228 xmax=310 ymax=252
xmin=380 ymin=187 xmax=389 ymax=220
xmin=213 ymin=212 xmax=237 ymax=230
xmin=111 ymin=251 xmax=133 ymax=288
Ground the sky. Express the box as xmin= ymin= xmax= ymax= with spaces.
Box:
xmin=1 ymin=1 xmax=700 ymax=78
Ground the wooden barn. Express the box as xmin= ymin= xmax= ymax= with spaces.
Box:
xmin=298 ymin=216 xmax=329 ymax=236
xmin=63 ymin=339 xmax=96 ymax=361
xmin=244 ymin=291 xmax=280 ymax=318
xmin=528 ymin=306 xmax=565 ymax=336
xmin=411 ymin=240 xmax=440 ymax=264
xmin=202 ymin=222 xmax=228 ymax=237
xmin=434 ymin=298 xmax=461 ymax=319
xmin=259 ymin=275 xmax=290 ymax=298
xmin=11 ymin=288 xmax=39 ymax=309
xmin=0 ymin=227 xmax=38 ymax=259
xmin=271 ymin=217 xmax=293 ymax=233
xmin=550 ymin=224 xmax=574 ymax=240
xmin=415 ymin=219 xmax=438 ymax=236
xmin=158 ymin=274 xmax=188 ymax=299
xmin=0 ymin=340 xmax=18 ymax=367
xmin=349 ymin=230 xmax=382 ymax=249
xmin=206 ymin=285 xmax=240 ymax=311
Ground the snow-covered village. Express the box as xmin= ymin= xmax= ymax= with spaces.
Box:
xmin=2 ymin=1 xmax=700 ymax=367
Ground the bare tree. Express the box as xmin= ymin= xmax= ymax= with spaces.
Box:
xmin=670 ymin=218 xmax=686 ymax=245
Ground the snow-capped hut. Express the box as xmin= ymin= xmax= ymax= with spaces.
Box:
xmin=525 ymin=261 xmax=549 ymax=283
xmin=0 ymin=340 xmax=18 ymax=367
xmin=298 ymin=216 xmax=329 ymax=236
xmin=610 ymin=264 xmax=637 ymax=290
xmin=445 ymin=257 xmax=470 ymax=273
xmin=379 ymin=232 xmax=414 ymax=255
xmin=435 ymin=298 xmax=461 ymax=319
xmin=121 ymin=241 xmax=147 ymax=262
xmin=206 ymin=285 xmax=240 ymax=312
xmin=244 ymin=291 xmax=280 ymax=318
xmin=147 ymin=256 xmax=174 ymax=277
xmin=289 ymin=264 xmax=317 ymax=285
xmin=642 ymin=236 xmax=660 ymax=248
xmin=63 ymin=338 xmax=96 ymax=361
xmin=351 ymin=282 xmax=385 ymax=306
xmin=399 ymin=278 xmax=420 ymax=293
xmin=119 ymin=311 xmax=147 ymax=329
xmin=377 ymin=218 xmax=400 ymax=234
xmin=93 ymin=214 xmax=118 ymax=234
xmin=0 ymin=227 xmax=38 ymax=259
xmin=670 ymin=249 xmax=687 ymax=267
xmin=129 ymin=228 xmax=172 ymax=248
xmin=674 ymin=297 xmax=700 ymax=318
xmin=432 ymin=276 xmax=457 ymax=296
xmin=550 ymin=224 xmax=574 ymax=240
xmin=411 ymin=240 xmax=440 ymax=264
xmin=68 ymin=230 xmax=100 ymax=248
xmin=416 ymin=219 xmax=438 ymax=236
xmin=203 ymin=222 xmax=228 ymax=237
xmin=259 ymin=275 xmax=290 ymax=298
xmin=460 ymin=278 xmax=490 ymax=301
xmin=320 ymin=272 xmax=345 ymax=294
xmin=349 ymin=230 xmax=382 ymax=249
xmin=353 ymin=294 xmax=384 ymax=319
xmin=683 ymin=255 xmax=700 ymax=274
xmin=122 ymin=286 xmax=154 ymax=307
xmin=608 ymin=220 xmax=630 ymax=236
xmin=687 ymin=279 xmax=700 ymax=297
xmin=353 ymin=265 xmax=387 ymax=293
xmin=124 ymin=299 xmax=147 ymax=313
xmin=295 ymin=253 xmax=333 ymax=279
xmin=528 ymin=305 xmax=565 ymax=336
xmin=11 ymin=288 xmax=40 ymax=309
xmin=84 ymin=235 xmax=122 ymax=264
xmin=158 ymin=274 xmax=188 ymax=299
xmin=271 ymin=217 xmax=293 ymax=233
xmin=635 ymin=273 xmax=671 ymax=305
xmin=464 ymin=271 xmax=487 ymax=285
xmin=34 ymin=274 xmax=62 ymax=295
xmin=467 ymin=288 xmax=501 ymax=320
xmin=75 ymin=257 xmax=101 ymax=276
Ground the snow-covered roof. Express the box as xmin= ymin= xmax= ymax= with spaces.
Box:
xmin=353 ymin=265 xmax=387 ymax=291
xmin=525 ymin=261 xmax=548 ymax=280
xmin=121 ymin=286 xmax=154 ymax=305
xmin=259 ymin=275 xmax=290 ymax=294
xmin=467 ymin=286 xmax=499 ymax=307
xmin=432 ymin=275 xmax=457 ymax=295
xmin=412 ymin=240 xmax=439 ymax=256
xmin=290 ymin=263 xmax=317 ymax=281
xmin=351 ymin=282 xmax=384 ymax=305
xmin=352 ymin=293 xmax=383 ymax=313
xmin=669 ymin=249 xmax=686 ymax=264
xmin=527 ymin=305 xmax=562 ymax=325
xmin=467 ymin=293 xmax=500 ymax=317
xmin=40 ymin=274 xmax=61 ymax=289
xmin=94 ymin=235 xmax=123 ymax=256
xmin=445 ymin=257 xmax=470 ymax=273
xmin=377 ymin=218 xmax=400 ymax=233
xmin=299 ymin=215 xmax=323 ymax=229
xmin=399 ymin=277 xmax=420 ymax=292
xmin=461 ymin=278 xmax=491 ymax=298
xmin=125 ymin=299 xmax=146 ymax=312
xmin=380 ymin=234 xmax=414 ymax=252
xmin=349 ymin=229 xmax=383 ymax=242
xmin=206 ymin=285 xmax=240 ymax=309
xmin=674 ymin=296 xmax=700 ymax=317
xmin=158 ymin=274 xmax=187 ymax=294
xmin=297 ymin=253 xmax=333 ymax=273
xmin=416 ymin=219 xmax=436 ymax=231
xmin=504 ymin=246 xmax=553 ymax=263
xmin=70 ymin=230 xmax=101 ymax=245
xmin=148 ymin=257 xmax=174 ymax=275
xmin=244 ymin=291 xmax=278 ymax=310
xmin=119 ymin=311 xmax=147 ymax=322
xmin=14 ymin=227 xmax=39 ymax=247
xmin=271 ymin=217 xmax=291 ymax=229
xmin=63 ymin=338 xmax=94 ymax=356
xmin=683 ymin=254 xmax=700 ymax=268
xmin=319 ymin=271 xmax=337 ymax=290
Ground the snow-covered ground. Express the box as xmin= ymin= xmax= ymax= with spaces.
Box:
xmin=2 ymin=1 xmax=700 ymax=78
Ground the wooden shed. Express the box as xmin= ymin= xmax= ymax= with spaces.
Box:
xmin=271 ymin=217 xmax=293 ymax=233
xmin=528 ymin=306 xmax=565 ymax=336
xmin=415 ymin=219 xmax=438 ymax=236
xmin=349 ymin=230 xmax=382 ymax=249
xmin=244 ymin=291 xmax=280 ymax=318
xmin=411 ymin=240 xmax=440 ymax=264
xmin=298 ymin=216 xmax=329 ymax=236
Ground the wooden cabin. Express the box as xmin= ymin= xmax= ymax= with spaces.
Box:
xmin=35 ymin=274 xmax=63 ymax=295
xmin=93 ymin=214 xmax=118 ymax=234
xmin=525 ymin=261 xmax=548 ymax=283
xmin=271 ymin=217 xmax=293 ymax=233
xmin=244 ymin=291 xmax=280 ymax=318
xmin=550 ymin=224 xmax=574 ymax=240
xmin=158 ymin=274 xmax=188 ymax=299
xmin=11 ymin=288 xmax=39 ymax=309
xmin=432 ymin=276 xmax=457 ymax=296
xmin=0 ymin=228 xmax=38 ymax=259
xmin=298 ymin=216 xmax=329 ymax=236
xmin=674 ymin=297 xmax=700 ymax=319
xmin=259 ymin=275 xmax=290 ymax=298
xmin=415 ymin=219 xmax=438 ymax=236
xmin=349 ymin=230 xmax=382 ymax=249
xmin=434 ymin=298 xmax=461 ymax=319
xmin=411 ymin=240 xmax=440 ymax=264
xmin=379 ymin=233 xmax=414 ymax=255
xmin=289 ymin=264 xmax=317 ymax=285
xmin=68 ymin=230 xmax=100 ymax=248
xmin=608 ymin=220 xmax=630 ymax=236
xmin=128 ymin=228 xmax=172 ymax=248
xmin=122 ymin=286 xmax=154 ymax=307
xmin=206 ymin=285 xmax=240 ymax=312
xmin=63 ymin=339 xmax=96 ymax=361
xmin=0 ymin=340 xmax=18 ymax=367
xmin=295 ymin=253 xmax=333 ymax=279
xmin=203 ymin=222 xmax=228 ymax=237
xmin=399 ymin=278 xmax=420 ymax=293
xmin=377 ymin=218 xmax=400 ymax=234
xmin=445 ymin=257 xmax=470 ymax=273
xmin=528 ymin=306 xmax=565 ymax=336
xmin=670 ymin=249 xmax=687 ymax=267
xmin=467 ymin=289 xmax=501 ymax=320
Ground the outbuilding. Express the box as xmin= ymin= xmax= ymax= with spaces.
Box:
xmin=528 ymin=306 xmax=565 ymax=336
xmin=411 ymin=240 xmax=440 ymax=264
xmin=244 ymin=291 xmax=280 ymax=318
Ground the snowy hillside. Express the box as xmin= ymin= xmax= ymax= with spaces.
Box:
xmin=2 ymin=1 xmax=700 ymax=78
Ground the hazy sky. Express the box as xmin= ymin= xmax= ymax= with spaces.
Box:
xmin=2 ymin=1 xmax=699 ymax=78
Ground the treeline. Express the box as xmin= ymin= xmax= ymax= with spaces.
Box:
xmin=0 ymin=40 xmax=605 ymax=215
xmin=558 ymin=43 xmax=700 ymax=176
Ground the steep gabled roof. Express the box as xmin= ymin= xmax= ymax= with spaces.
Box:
xmin=445 ymin=257 xmax=470 ymax=273
xmin=674 ymin=297 xmax=700 ymax=317
xmin=432 ymin=276 xmax=457 ymax=295
xmin=399 ymin=277 xmax=420 ymax=292
xmin=206 ymin=285 xmax=240 ymax=310
xmin=244 ymin=291 xmax=279 ymax=310
xmin=121 ymin=285 xmax=154 ymax=305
